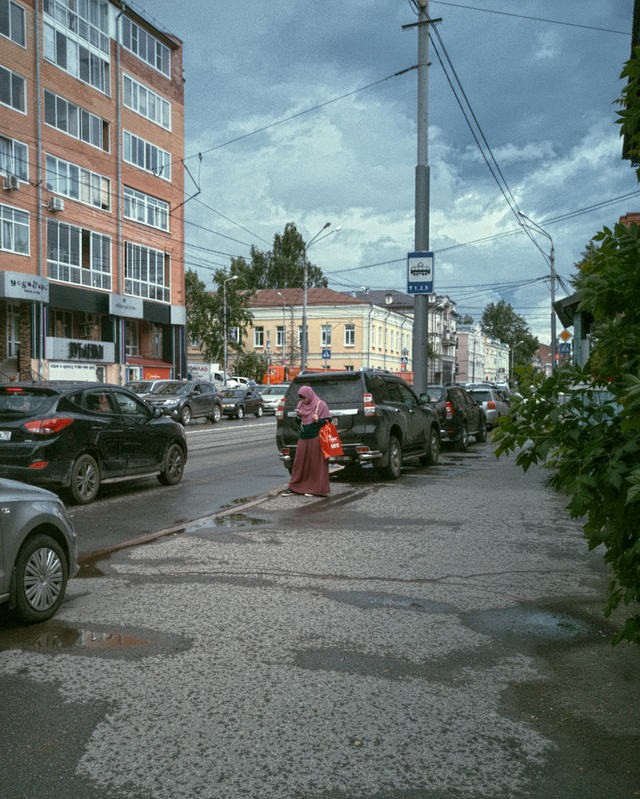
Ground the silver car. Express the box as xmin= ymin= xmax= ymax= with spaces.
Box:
xmin=466 ymin=386 xmax=510 ymax=429
xmin=0 ymin=479 xmax=78 ymax=623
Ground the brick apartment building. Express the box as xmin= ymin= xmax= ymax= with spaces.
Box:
xmin=0 ymin=0 xmax=186 ymax=383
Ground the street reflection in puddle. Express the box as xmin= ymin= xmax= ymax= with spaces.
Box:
xmin=0 ymin=621 xmax=191 ymax=658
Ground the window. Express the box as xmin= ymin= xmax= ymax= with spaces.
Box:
xmin=276 ymin=325 xmax=285 ymax=348
xmin=47 ymin=219 xmax=111 ymax=289
xmin=124 ymin=186 xmax=169 ymax=231
xmin=124 ymin=241 xmax=170 ymax=302
xmin=123 ymin=131 xmax=171 ymax=181
xmin=254 ymin=326 xmax=264 ymax=348
xmin=0 ymin=203 xmax=29 ymax=254
xmin=44 ymin=90 xmax=108 ymax=151
xmin=124 ymin=319 xmax=139 ymax=356
xmin=46 ymin=154 xmax=110 ymax=211
xmin=43 ymin=0 xmax=110 ymax=53
xmin=49 ymin=308 xmax=73 ymax=338
xmin=0 ymin=0 xmax=26 ymax=46
xmin=123 ymin=75 xmax=171 ymax=130
xmin=0 ymin=134 xmax=28 ymax=181
xmin=344 ymin=323 xmax=355 ymax=347
xmin=121 ymin=16 xmax=170 ymax=77
xmin=43 ymin=16 xmax=110 ymax=94
xmin=0 ymin=64 xmax=25 ymax=112
xmin=321 ymin=324 xmax=332 ymax=347
xmin=6 ymin=301 xmax=19 ymax=357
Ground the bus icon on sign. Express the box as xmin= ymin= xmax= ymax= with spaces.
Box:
xmin=410 ymin=261 xmax=432 ymax=276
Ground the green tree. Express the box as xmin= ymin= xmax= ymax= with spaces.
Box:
xmin=494 ymin=220 xmax=640 ymax=644
xmin=480 ymin=300 xmax=538 ymax=370
xmin=233 ymin=351 xmax=270 ymax=383
xmin=231 ymin=222 xmax=328 ymax=290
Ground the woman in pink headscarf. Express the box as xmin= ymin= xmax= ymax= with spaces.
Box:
xmin=283 ymin=384 xmax=331 ymax=497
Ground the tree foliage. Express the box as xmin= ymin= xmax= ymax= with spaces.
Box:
xmin=480 ymin=300 xmax=538 ymax=370
xmin=494 ymin=221 xmax=640 ymax=644
xmin=229 ymin=222 xmax=328 ymax=290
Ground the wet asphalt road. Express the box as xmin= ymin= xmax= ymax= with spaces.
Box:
xmin=0 ymin=444 xmax=639 ymax=799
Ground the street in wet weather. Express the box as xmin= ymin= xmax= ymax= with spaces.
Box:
xmin=1 ymin=440 xmax=639 ymax=799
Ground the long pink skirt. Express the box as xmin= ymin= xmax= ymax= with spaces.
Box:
xmin=289 ymin=437 xmax=330 ymax=496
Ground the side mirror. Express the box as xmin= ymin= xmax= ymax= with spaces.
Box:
xmin=420 ymin=392 xmax=431 ymax=404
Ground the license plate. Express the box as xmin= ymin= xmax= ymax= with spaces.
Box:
xmin=0 ymin=431 xmax=11 ymax=441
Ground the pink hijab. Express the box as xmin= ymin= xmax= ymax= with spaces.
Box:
xmin=296 ymin=385 xmax=330 ymax=424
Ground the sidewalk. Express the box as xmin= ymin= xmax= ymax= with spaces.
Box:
xmin=0 ymin=445 xmax=638 ymax=798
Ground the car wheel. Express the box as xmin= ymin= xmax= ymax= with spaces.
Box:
xmin=181 ymin=405 xmax=192 ymax=426
xmin=380 ymin=435 xmax=402 ymax=480
xmin=420 ymin=425 xmax=440 ymax=466
xmin=13 ymin=533 xmax=69 ymax=623
xmin=255 ymin=405 xmax=263 ymax=418
xmin=476 ymin=416 xmax=487 ymax=442
xmin=209 ymin=405 xmax=222 ymax=424
xmin=158 ymin=442 xmax=186 ymax=486
xmin=68 ymin=453 xmax=100 ymax=504
xmin=236 ymin=406 xmax=245 ymax=420
xmin=457 ymin=424 xmax=469 ymax=452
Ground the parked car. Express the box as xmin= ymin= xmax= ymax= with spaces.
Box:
xmin=466 ymin=386 xmax=510 ymax=429
xmin=0 ymin=478 xmax=78 ymax=623
xmin=0 ymin=382 xmax=188 ymax=504
xmin=125 ymin=379 xmax=173 ymax=397
xmin=257 ymin=383 xmax=290 ymax=414
xmin=427 ymin=384 xmax=487 ymax=450
xmin=276 ymin=370 xmax=440 ymax=479
xmin=143 ymin=380 xmax=222 ymax=425
xmin=226 ymin=376 xmax=258 ymax=389
xmin=220 ymin=387 xmax=264 ymax=419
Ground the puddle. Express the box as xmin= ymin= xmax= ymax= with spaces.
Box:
xmin=465 ymin=605 xmax=592 ymax=644
xmin=0 ymin=622 xmax=191 ymax=658
xmin=186 ymin=513 xmax=263 ymax=532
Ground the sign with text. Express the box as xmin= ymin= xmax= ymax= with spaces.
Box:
xmin=407 ymin=251 xmax=434 ymax=294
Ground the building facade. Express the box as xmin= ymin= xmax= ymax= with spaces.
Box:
xmin=0 ymin=0 xmax=186 ymax=383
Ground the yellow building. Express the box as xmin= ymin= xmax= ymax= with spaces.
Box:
xmin=244 ymin=288 xmax=414 ymax=376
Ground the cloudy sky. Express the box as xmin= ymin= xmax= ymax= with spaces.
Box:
xmin=132 ymin=0 xmax=637 ymax=344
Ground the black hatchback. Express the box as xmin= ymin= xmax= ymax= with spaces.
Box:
xmin=0 ymin=382 xmax=188 ymax=504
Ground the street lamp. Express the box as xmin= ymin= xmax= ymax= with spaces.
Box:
xmin=519 ymin=212 xmax=557 ymax=370
xmin=223 ymin=274 xmax=238 ymax=384
xmin=301 ymin=222 xmax=342 ymax=370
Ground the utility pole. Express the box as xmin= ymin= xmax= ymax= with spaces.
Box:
xmin=411 ymin=0 xmax=431 ymax=394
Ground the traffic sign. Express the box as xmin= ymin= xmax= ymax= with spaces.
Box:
xmin=321 ymin=348 xmax=331 ymax=360
xmin=558 ymin=342 xmax=572 ymax=354
xmin=407 ymin=251 xmax=434 ymax=294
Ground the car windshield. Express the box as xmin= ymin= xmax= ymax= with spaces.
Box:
xmin=221 ymin=389 xmax=243 ymax=398
xmin=153 ymin=381 xmax=183 ymax=396
xmin=126 ymin=381 xmax=153 ymax=393
xmin=260 ymin=386 xmax=284 ymax=395
xmin=0 ymin=386 xmax=57 ymax=417
xmin=468 ymin=390 xmax=491 ymax=402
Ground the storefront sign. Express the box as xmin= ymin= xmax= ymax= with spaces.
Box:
xmin=109 ymin=294 xmax=143 ymax=318
xmin=46 ymin=337 xmax=115 ymax=363
xmin=0 ymin=271 xmax=49 ymax=302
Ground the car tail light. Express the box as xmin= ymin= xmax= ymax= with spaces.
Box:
xmin=275 ymin=399 xmax=285 ymax=419
xmin=445 ymin=400 xmax=455 ymax=419
xmin=486 ymin=401 xmax=496 ymax=410
xmin=28 ymin=460 xmax=49 ymax=470
xmin=363 ymin=393 xmax=377 ymax=416
xmin=23 ymin=417 xmax=74 ymax=435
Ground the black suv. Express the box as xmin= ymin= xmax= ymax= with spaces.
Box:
xmin=427 ymin=384 xmax=487 ymax=450
xmin=276 ymin=370 xmax=440 ymax=479
xmin=0 ymin=382 xmax=188 ymax=504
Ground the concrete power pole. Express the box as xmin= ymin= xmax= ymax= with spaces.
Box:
xmin=412 ymin=0 xmax=431 ymax=394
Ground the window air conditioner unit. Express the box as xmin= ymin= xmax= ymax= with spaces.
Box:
xmin=3 ymin=175 xmax=19 ymax=190
xmin=48 ymin=196 xmax=65 ymax=212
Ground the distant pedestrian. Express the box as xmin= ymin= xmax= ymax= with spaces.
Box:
xmin=283 ymin=385 xmax=330 ymax=497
